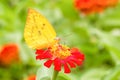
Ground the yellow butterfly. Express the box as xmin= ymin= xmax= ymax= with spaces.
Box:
xmin=24 ymin=8 xmax=59 ymax=49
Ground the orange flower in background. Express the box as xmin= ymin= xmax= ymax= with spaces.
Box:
xmin=0 ymin=43 xmax=19 ymax=66
xmin=75 ymin=0 xmax=95 ymax=14
xmin=74 ymin=0 xmax=118 ymax=14
xmin=0 ymin=46 xmax=2 ymax=54
xmin=36 ymin=44 xmax=84 ymax=73
xmin=106 ymin=0 xmax=118 ymax=6
xmin=27 ymin=75 xmax=36 ymax=80
xmin=75 ymin=0 xmax=95 ymax=10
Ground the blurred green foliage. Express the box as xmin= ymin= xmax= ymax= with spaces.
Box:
xmin=0 ymin=0 xmax=120 ymax=80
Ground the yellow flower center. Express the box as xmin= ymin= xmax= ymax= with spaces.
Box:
xmin=50 ymin=44 xmax=71 ymax=59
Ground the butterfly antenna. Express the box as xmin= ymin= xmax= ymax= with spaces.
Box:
xmin=62 ymin=33 xmax=72 ymax=38
xmin=59 ymin=33 xmax=72 ymax=45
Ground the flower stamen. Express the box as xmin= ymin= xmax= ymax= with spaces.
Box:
xmin=50 ymin=44 xmax=71 ymax=59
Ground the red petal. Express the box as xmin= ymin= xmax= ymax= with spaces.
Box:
xmin=36 ymin=49 xmax=45 ymax=54
xmin=74 ymin=53 xmax=84 ymax=60
xmin=71 ymin=58 xmax=82 ymax=66
xmin=71 ymin=48 xmax=79 ymax=53
xmin=36 ymin=49 xmax=52 ymax=60
xmin=71 ymin=49 xmax=85 ymax=60
xmin=54 ymin=58 xmax=61 ymax=71
xmin=36 ymin=52 xmax=52 ymax=60
xmin=67 ymin=61 xmax=76 ymax=68
xmin=64 ymin=63 xmax=71 ymax=73
xmin=80 ymin=54 xmax=85 ymax=60
xmin=44 ymin=60 xmax=53 ymax=68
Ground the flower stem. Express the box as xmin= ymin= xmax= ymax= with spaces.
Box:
xmin=52 ymin=70 xmax=59 ymax=80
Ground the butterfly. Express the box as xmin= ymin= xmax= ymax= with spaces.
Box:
xmin=24 ymin=8 xmax=59 ymax=49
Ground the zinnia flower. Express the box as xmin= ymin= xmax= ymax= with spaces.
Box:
xmin=75 ymin=0 xmax=93 ymax=14
xmin=36 ymin=43 xmax=84 ymax=73
xmin=0 ymin=43 xmax=19 ymax=66
xmin=106 ymin=0 xmax=118 ymax=6
xmin=74 ymin=0 xmax=118 ymax=14
xmin=27 ymin=75 xmax=36 ymax=80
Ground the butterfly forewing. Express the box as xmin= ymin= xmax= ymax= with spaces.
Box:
xmin=24 ymin=9 xmax=56 ymax=49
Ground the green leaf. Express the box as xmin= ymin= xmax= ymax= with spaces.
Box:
xmin=57 ymin=73 xmax=71 ymax=80
xmin=80 ymin=68 xmax=108 ymax=80
xmin=36 ymin=65 xmax=52 ymax=80
xmin=104 ymin=65 xmax=120 ymax=80
xmin=57 ymin=0 xmax=79 ymax=20
xmin=92 ymin=29 xmax=120 ymax=65
xmin=41 ymin=77 xmax=51 ymax=80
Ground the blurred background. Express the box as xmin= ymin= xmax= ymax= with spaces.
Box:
xmin=0 ymin=0 xmax=120 ymax=80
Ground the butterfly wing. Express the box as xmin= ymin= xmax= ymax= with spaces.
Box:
xmin=24 ymin=9 xmax=57 ymax=49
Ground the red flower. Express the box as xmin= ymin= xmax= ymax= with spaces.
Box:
xmin=74 ymin=0 xmax=118 ymax=14
xmin=106 ymin=0 xmax=118 ymax=6
xmin=27 ymin=75 xmax=36 ymax=80
xmin=75 ymin=0 xmax=95 ymax=10
xmin=0 ymin=43 xmax=19 ymax=66
xmin=75 ymin=0 xmax=92 ymax=14
xmin=36 ymin=44 xmax=84 ymax=73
